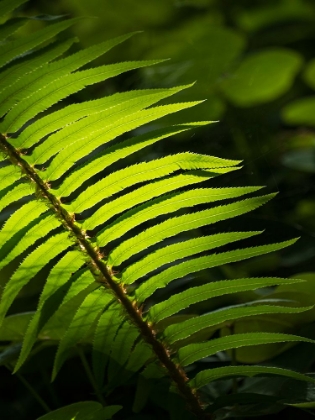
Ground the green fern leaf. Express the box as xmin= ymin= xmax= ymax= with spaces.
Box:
xmin=0 ymin=182 xmax=33 ymax=212
xmin=0 ymin=213 xmax=60 ymax=270
xmin=83 ymin=164 xmax=213 ymax=231
xmin=2 ymin=60 xmax=165 ymax=134
xmin=18 ymin=84 xmax=193 ymax=150
xmin=0 ymin=18 xmax=80 ymax=71
xmin=0 ymin=8 xmax=313 ymax=418
xmin=110 ymin=194 xmax=275 ymax=269
xmin=53 ymin=288 xmax=112 ymax=379
xmin=0 ymin=201 xmax=48 ymax=252
xmin=0 ymin=231 xmax=71 ymax=325
xmin=29 ymin=98 xmax=198 ymax=168
xmin=107 ymin=320 xmax=140 ymax=384
xmin=124 ymin=341 xmax=154 ymax=380
xmin=42 ymin=102 xmax=200 ymax=183
xmin=178 ymin=332 xmax=315 ymax=366
xmin=15 ymin=251 xmax=88 ymax=370
xmin=0 ymin=32 xmax=135 ymax=119
xmin=146 ymin=239 xmax=298 ymax=315
xmin=62 ymin=153 xmax=237 ymax=211
xmin=147 ymin=277 xmax=304 ymax=324
xmin=55 ymin=124 xmax=211 ymax=199
xmin=165 ymin=303 xmax=313 ymax=344
xmin=0 ymin=165 xmax=22 ymax=192
xmin=190 ymin=365 xmax=315 ymax=390
xmin=92 ymin=303 xmax=125 ymax=387
xmin=122 ymin=231 xmax=262 ymax=285
xmin=0 ymin=38 xmax=76 ymax=106
xmin=101 ymin=187 xmax=262 ymax=258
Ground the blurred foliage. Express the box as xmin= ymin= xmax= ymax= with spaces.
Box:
xmin=2 ymin=0 xmax=315 ymax=419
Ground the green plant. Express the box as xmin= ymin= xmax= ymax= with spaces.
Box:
xmin=0 ymin=1 xmax=315 ymax=419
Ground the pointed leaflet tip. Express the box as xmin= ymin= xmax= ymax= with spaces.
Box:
xmin=179 ymin=121 xmax=218 ymax=127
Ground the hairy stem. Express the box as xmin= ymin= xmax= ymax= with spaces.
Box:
xmin=0 ymin=135 xmax=211 ymax=419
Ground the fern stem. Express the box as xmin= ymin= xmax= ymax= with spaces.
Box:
xmin=76 ymin=346 xmax=106 ymax=406
xmin=0 ymin=135 xmax=211 ymax=419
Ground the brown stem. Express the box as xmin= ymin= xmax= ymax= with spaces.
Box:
xmin=0 ymin=135 xmax=211 ymax=419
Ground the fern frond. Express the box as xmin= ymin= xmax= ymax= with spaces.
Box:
xmin=121 ymin=231 xmax=262 ymax=285
xmin=29 ymin=99 xmax=199 ymax=167
xmin=54 ymin=123 xmax=215 ymax=198
xmin=102 ymin=187 xmax=262 ymax=258
xmin=18 ymin=84 xmax=193 ymax=149
xmin=83 ymin=168 xmax=213 ymax=231
xmin=165 ymin=303 xmax=313 ymax=344
xmin=2 ymin=60 xmax=165 ymax=133
xmin=0 ymin=165 xmax=21 ymax=192
xmin=15 ymin=250 xmax=87 ymax=371
xmin=62 ymin=152 xmax=237 ymax=209
xmin=0 ymin=32 xmax=135 ymax=118
xmin=53 ymin=288 xmax=113 ymax=379
xmin=190 ymin=366 xmax=315 ymax=390
xmin=0 ymin=213 xmax=60 ymax=271
xmin=106 ymin=320 xmax=141 ymax=383
xmin=0 ymin=201 xmax=48 ymax=252
xmin=92 ymin=303 xmax=126 ymax=387
xmin=0 ymin=38 xmax=76 ymax=103
xmin=0 ymin=18 xmax=80 ymax=71
xmin=0 ymin=231 xmax=71 ymax=325
xmin=0 ymin=182 xmax=33 ymax=212
xmin=0 ymin=8 xmax=313 ymax=419
xmin=178 ymin=332 xmax=315 ymax=366
xmin=124 ymin=341 xmax=153 ymax=380
xmin=145 ymin=240 xmax=298 ymax=314
xmin=108 ymin=194 xmax=275 ymax=266
xmin=93 ymin=312 xmax=154 ymax=390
